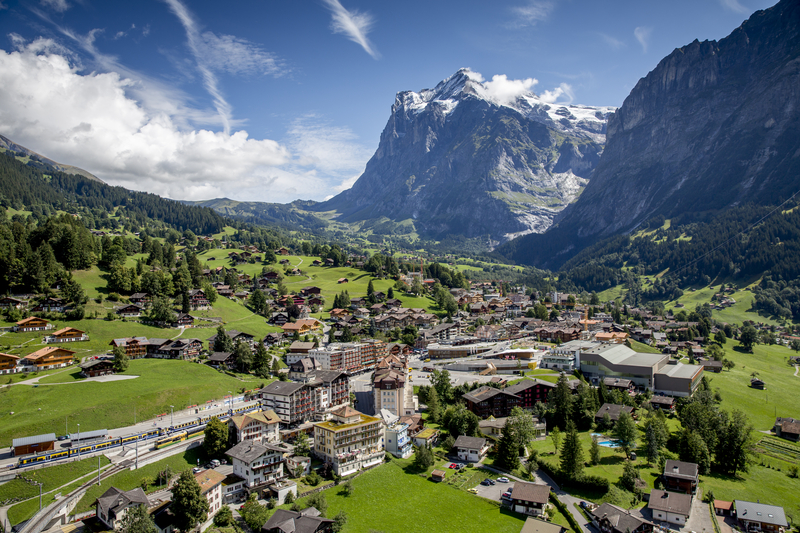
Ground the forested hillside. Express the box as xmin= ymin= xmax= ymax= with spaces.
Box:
xmin=0 ymin=151 xmax=226 ymax=235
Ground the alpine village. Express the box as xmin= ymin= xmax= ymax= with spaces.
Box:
xmin=1 ymin=2 xmax=800 ymax=533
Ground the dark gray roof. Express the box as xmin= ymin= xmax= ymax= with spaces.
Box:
xmin=12 ymin=433 xmax=56 ymax=447
xmin=595 ymin=403 xmax=634 ymax=421
xmin=453 ymin=435 xmax=487 ymax=449
xmin=735 ymin=501 xmax=788 ymax=527
xmin=505 ymin=379 xmax=555 ymax=395
xmin=70 ymin=429 xmax=108 ymax=441
xmin=664 ymin=459 xmax=699 ymax=481
xmin=261 ymin=381 xmax=305 ymax=396
xmin=208 ymin=352 xmax=234 ymax=362
xmin=511 ymin=482 xmax=550 ymax=504
xmin=96 ymin=486 xmax=149 ymax=517
xmin=591 ymin=503 xmax=652 ymax=533
xmin=462 ymin=386 xmax=518 ymax=404
xmin=262 ymin=508 xmax=334 ymax=533
xmin=648 ymin=489 xmax=692 ymax=516
xmin=225 ymin=441 xmax=280 ymax=464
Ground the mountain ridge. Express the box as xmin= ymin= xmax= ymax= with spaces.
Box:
xmin=499 ymin=0 xmax=800 ymax=269
xmin=0 ymin=134 xmax=104 ymax=184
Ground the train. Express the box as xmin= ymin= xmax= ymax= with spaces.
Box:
xmin=16 ymin=403 xmax=258 ymax=468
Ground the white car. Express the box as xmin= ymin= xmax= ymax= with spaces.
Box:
xmin=497 ymin=476 xmax=510 ymax=483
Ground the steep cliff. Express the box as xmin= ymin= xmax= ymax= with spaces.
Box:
xmin=500 ymin=0 xmax=800 ymax=268
xmin=315 ymin=69 xmax=613 ymax=242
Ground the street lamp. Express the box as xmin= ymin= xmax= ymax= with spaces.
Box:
xmin=170 ymin=405 xmax=174 ymax=427
xmin=227 ymin=391 xmax=232 ymax=411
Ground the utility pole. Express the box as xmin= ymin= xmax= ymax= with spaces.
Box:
xmin=77 ymin=423 xmax=80 ymax=459
xmin=135 ymin=436 xmax=139 ymax=470
xmin=170 ymin=405 xmax=174 ymax=427
xmin=38 ymin=482 xmax=43 ymax=511
xmin=97 ymin=456 xmax=101 ymax=485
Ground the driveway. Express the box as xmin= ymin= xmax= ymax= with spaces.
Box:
xmin=639 ymin=489 xmax=714 ymax=533
xmin=472 ymin=478 xmax=511 ymax=501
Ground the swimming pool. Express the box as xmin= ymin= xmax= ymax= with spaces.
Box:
xmin=598 ymin=440 xmax=621 ymax=448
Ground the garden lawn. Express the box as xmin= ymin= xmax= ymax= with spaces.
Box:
xmin=710 ymin=341 xmax=800 ymax=429
xmin=75 ymin=446 xmax=203 ymax=514
xmin=0 ymin=358 xmax=274 ymax=444
xmin=699 ymin=463 xmax=800 ymax=520
xmin=294 ymin=459 xmax=526 ymax=533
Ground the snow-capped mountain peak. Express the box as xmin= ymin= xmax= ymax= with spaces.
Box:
xmin=395 ymin=68 xmax=615 ymax=141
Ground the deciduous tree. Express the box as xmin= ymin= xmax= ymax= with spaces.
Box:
xmin=203 ymin=417 xmax=228 ymax=459
xmin=171 ymin=470 xmax=209 ymax=532
xmin=612 ymin=411 xmax=637 ymax=458
xmin=118 ymin=504 xmax=156 ymax=533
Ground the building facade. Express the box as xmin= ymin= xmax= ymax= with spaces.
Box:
xmin=313 ymin=406 xmax=383 ymax=476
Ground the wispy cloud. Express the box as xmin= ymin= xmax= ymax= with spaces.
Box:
xmin=634 ymin=26 xmax=651 ymax=53
xmin=539 ymin=83 xmax=574 ymax=104
xmin=510 ymin=0 xmax=554 ymax=28
xmin=598 ymin=32 xmax=624 ymax=50
xmin=200 ymin=32 xmax=285 ymax=76
xmin=719 ymin=0 xmax=750 ymax=14
xmin=41 ymin=0 xmax=69 ymax=12
xmin=321 ymin=0 xmax=380 ymax=59
xmin=163 ymin=0 xmax=233 ymax=134
xmin=0 ymin=2 xmax=8 ymax=10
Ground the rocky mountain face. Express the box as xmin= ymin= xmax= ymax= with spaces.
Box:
xmin=315 ymin=69 xmax=614 ymax=242
xmin=500 ymin=0 xmax=800 ymax=268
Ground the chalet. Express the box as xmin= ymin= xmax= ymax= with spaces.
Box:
xmin=590 ymin=503 xmax=654 ymax=533
xmin=751 ymin=377 xmax=766 ymax=389
xmin=662 ymin=460 xmax=699 ymax=494
xmin=508 ymin=482 xmax=550 ymax=518
xmin=109 ymin=337 xmax=148 ymax=359
xmin=0 ymin=353 xmax=20 ymax=374
xmin=504 ymin=379 xmax=556 ymax=410
xmin=595 ymin=404 xmax=634 ymax=424
xmin=702 ymin=360 xmax=723 ymax=373
xmin=262 ymin=509 xmax=332 ymax=533
xmin=80 ymin=359 xmax=115 ymax=378
xmin=23 ymin=347 xmax=75 ymax=369
xmin=95 ymin=487 xmax=150 ymax=530
xmin=13 ymin=317 xmax=51 ymax=332
xmin=603 ymin=377 xmax=635 ymax=392
xmin=153 ymin=338 xmax=203 ymax=360
xmin=173 ymin=313 xmax=195 ymax=328
xmin=33 ymin=297 xmax=66 ymax=313
xmin=648 ymin=396 xmax=675 ymax=413
xmin=208 ymin=330 xmax=256 ymax=351
xmin=116 ymin=304 xmax=144 ymax=318
xmin=44 ymin=327 xmax=88 ymax=343
xmin=270 ymin=312 xmax=289 ymax=326
xmin=453 ymin=435 xmax=490 ymax=463
xmin=208 ymin=352 xmax=235 ymax=369
xmin=312 ymin=259 xmax=322 ymax=266
xmin=277 ymin=247 xmax=290 ymax=255
xmin=463 ymin=387 xmax=520 ymax=418
xmin=188 ymin=289 xmax=210 ymax=309
xmin=217 ymin=286 xmax=235 ymax=297
xmin=648 ymin=489 xmax=692 ymax=526
xmin=773 ymin=417 xmax=800 ymax=442
xmin=129 ymin=293 xmax=151 ymax=306
xmin=735 ymin=501 xmax=788 ymax=533
xmin=0 ymin=297 xmax=25 ymax=309
xmin=337 ymin=278 xmax=349 ymax=284
xmin=263 ymin=332 xmax=284 ymax=345
xmin=300 ymin=286 xmax=322 ymax=296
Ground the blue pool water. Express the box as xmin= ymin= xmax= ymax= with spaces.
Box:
xmin=598 ymin=440 xmax=621 ymax=448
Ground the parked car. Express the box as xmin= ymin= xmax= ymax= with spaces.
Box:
xmin=480 ymin=480 xmax=492 ymax=486
xmin=468 ymin=488 xmax=478 ymax=494
xmin=497 ymin=476 xmax=510 ymax=483
xmin=57 ymin=435 xmax=68 ymax=441
xmin=482 ymin=478 xmax=495 ymax=485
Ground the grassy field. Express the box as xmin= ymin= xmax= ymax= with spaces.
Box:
xmin=707 ymin=341 xmax=800 ymax=430
xmin=0 ymin=358 xmax=271 ymax=444
xmin=75 ymin=446 xmax=204 ymax=514
xmin=293 ymin=458 xmax=527 ymax=533
xmin=626 ymin=339 xmax=661 ymax=354
xmin=664 ymin=283 xmax=782 ymax=327
xmin=0 ymin=456 xmax=110 ymax=504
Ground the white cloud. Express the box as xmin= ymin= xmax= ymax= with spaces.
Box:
xmin=634 ymin=26 xmax=651 ymax=53
xmin=321 ymin=0 xmax=380 ymax=59
xmin=598 ymin=32 xmax=624 ymax=49
xmin=482 ymin=74 xmax=538 ymax=105
xmin=719 ymin=0 xmax=750 ymax=14
xmin=0 ymin=39 xmax=351 ymax=203
xmin=199 ymin=32 xmax=285 ymax=76
xmin=510 ymin=0 xmax=554 ymax=28
xmin=539 ymin=83 xmax=574 ymax=104
xmin=41 ymin=0 xmax=69 ymax=12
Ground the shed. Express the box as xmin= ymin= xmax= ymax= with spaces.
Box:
xmin=431 ymin=469 xmax=447 ymax=482
xmin=12 ymin=433 xmax=56 ymax=456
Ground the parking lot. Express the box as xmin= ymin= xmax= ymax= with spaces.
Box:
xmin=469 ymin=474 xmax=513 ymax=502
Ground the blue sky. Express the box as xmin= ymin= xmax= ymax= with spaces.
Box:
xmin=0 ymin=0 xmax=776 ymax=204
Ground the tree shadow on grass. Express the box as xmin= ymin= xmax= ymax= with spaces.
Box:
xmin=599 ymin=455 xmax=626 ymax=466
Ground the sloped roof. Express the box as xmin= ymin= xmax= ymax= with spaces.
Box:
xmin=648 ymin=489 xmax=692 ymax=516
xmin=96 ymin=486 xmax=149 ymax=517
xmin=511 ymin=482 xmax=550 ymax=504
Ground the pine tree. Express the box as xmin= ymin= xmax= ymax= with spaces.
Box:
xmin=425 ymin=386 xmax=441 ymax=423
xmin=171 ymin=470 xmax=209 ymax=532
xmin=234 ymin=340 xmax=253 ymax=373
xmin=550 ymin=426 xmax=561 ymax=454
xmin=619 ymin=459 xmax=641 ymax=493
xmin=253 ymin=343 xmax=270 ymax=378
xmin=612 ymin=411 xmax=637 ymax=458
xmin=590 ymin=435 xmax=601 ymax=465
xmin=551 ymin=374 xmax=574 ymax=429
xmin=497 ymin=419 xmax=520 ymax=470
xmin=213 ymin=325 xmax=234 ymax=353
xmin=559 ymin=420 xmax=584 ymax=479
xmin=367 ymin=279 xmax=375 ymax=296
